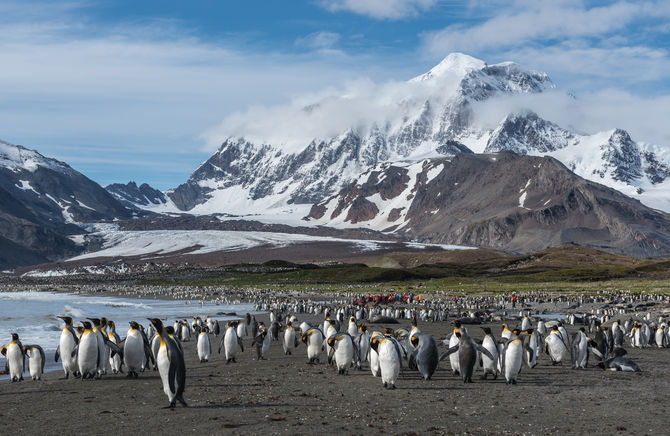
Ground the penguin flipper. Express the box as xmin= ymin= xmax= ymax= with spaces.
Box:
xmin=71 ymin=343 xmax=79 ymax=359
xmin=238 ymin=337 xmax=244 ymax=352
xmin=589 ymin=347 xmax=604 ymax=360
xmin=439 ymin=345 xmax=459 ymax=361
xmin=55 ymin=345 xmax=60 ymax=362
xmin=475 ymin=345 xmax=494 ymax=361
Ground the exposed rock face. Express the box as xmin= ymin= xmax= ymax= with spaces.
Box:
xmin=106 ymin=181 xmax=167 ymax=208
xmin=167 ymin=54 xmax=553 ymax=213
xmin=161 ymin=54 xmax=669 ymax=217
xmin=308 ymin=152 xmax=670 ymax=257
xmin=0 ymin=139 xmax=133 ymax=268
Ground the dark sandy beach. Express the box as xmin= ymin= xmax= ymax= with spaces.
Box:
xmin=1 ymin=308 xmax=668 ymax=435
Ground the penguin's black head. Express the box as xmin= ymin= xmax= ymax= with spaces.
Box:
xmin=410 ymin=335 xmax=419 ymax=348
xmin=454 ymin=320 xmax=462 ymax=328
xmin=579 ymin=327 xmax=585 ymax=332
xmin=129 ymin=321 xmax=140 ymax=330
xmin=327 ymin=336 xmax=336 ymax=348
xmin=551 ymin=325 xmax=559 ymax=331
xmin=481 ymin=327 xmax=492 ymax=335
xmin=11 ymin=333 xmax=19 ymax=341
xmin=58 ymin=316 xmax=73 ymax=325
xmin=165 ymin=326 xmax=175 ymax=335
xmin=328 ymin=319 xmax=336 ymax=325
xmin=512 ymin=329 xmax=521 ymax=336
xmin=109 ymin=321 xmax=115 ymax=328
xmin=524 ymin=328 xmax=533 ymax=334
xmin=384 ymin=328 xmax=395 ymax=335
xmin=101 ymin=317 xmax=108 ymax=327
xmin=455 ymin=331 xmax=462 ymax=339
xmin=0 ymin=346 xmax=6 ymax=356
xmin=148 ymin=318 xmax=164 ymax=333
xmin=87 ymin=318 xmax=100 ymax=326
xmin=370 ymin=337 xmax=381 ymax=352
xmin=81 ymin=321 xmax=92 ymax=330
xmin=359 ymin=324 xmax=368 ymax=333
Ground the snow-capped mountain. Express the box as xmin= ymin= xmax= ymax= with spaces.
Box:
xmin=483 ymin=112 xmax=670 ymax=211
xmin=167 ymin=54 xmax=554 ymax=215
xmin=163 ymin=53 xmax=669 ymax=218
xmin=106 ymin=181 xmax=168 ymax=209
xmin=307 ymin=152 xmax=670 ymax=257
xmin=0 ymin=139 xmax=133 ymax=268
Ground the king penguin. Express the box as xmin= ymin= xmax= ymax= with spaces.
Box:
xmin=148 ymin=318 xmax=187 ymax=408
xmin=55 ymin=316 xmax=79 ymax=379
xmin=24 ymin=344 xmax=45 ymax=380
xmin=5 ymin=333 xmax=25 ymax=382
xmin=408 ymin=333 xmax=438 ymax=380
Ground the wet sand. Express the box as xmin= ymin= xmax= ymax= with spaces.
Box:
xmin=1 ymin=312 xmax=668 ymax=435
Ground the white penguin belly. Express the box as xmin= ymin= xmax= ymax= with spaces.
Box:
xmin=124 ymin=332 xmax=145 ymax=372
xmin=156 ymin=343 xmax=175 ymax=401
xmin=378 ymin=341 xmax=400 ymax=386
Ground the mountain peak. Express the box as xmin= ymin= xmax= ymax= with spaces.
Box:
xmin=413 ymin=53 xmax=486 ymax=82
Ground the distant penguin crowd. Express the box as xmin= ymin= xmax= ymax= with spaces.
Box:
xmin=1 ymin=289 xmax=669 ymax=407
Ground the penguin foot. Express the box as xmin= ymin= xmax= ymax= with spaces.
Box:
xmin=163 ymin=402 xmax=176 ymax=409
xmin=383 ymin=382 xmax=388 ymax=389
xmin=390 ymin=384 xmax=396 ymax=390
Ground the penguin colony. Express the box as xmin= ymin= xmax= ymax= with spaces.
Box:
xmin=1 ymin=290 xmax=668 ymax=408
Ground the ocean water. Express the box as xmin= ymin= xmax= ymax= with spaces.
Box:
xmin=0 ymin=291 xmax=257 ymax=377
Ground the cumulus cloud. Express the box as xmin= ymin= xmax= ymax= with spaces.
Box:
xmin=318 ymin=0 xmax=439 ymax=20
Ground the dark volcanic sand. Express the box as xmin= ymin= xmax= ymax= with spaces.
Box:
xmin=1 ymin=313 xmax=668 ymax=435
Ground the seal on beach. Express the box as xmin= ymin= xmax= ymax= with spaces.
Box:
xmin=55 ymin=316 xmax=80 ymax=379
xmin=148 ymin=318 xmax=187 ymax=408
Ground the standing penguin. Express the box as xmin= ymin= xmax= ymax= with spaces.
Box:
xmin=77 ymin=321 xmax=100 ymax=380
xmin=480 ymin=327 xmax=499 ymax=380
xmin=252 ymin=325 xmax=271 ymax=360
xmin=5 ymin=333 xmax=25 ymax=382
xmin=148 ymin=318 xmax=187 ymax=408
xmin=219 ymin=320 xmax=244 ymax=363
xmin=408 ymin=333 xmax=439 ymax=380
xmin=55 ymin=316 xmax=79 ymax=379
xmin=107 ymin=321 xmax=123 ymax=374
xmin=270 ymin=321 xmax=281 ymax=341
xmin=327 ymin=333 xmax=356 ymax=375
xmin=123 ymin=321 xmax=150 ymax=378
xmin=347 ymin=317 xmax=358 ymax=337
xmin=197 ymin=327 xmax=211 ymax=362
xmin=87 ymin=318 xmax=108 ymax=377
xmin=283 ymin=321 xmax=299 ymax=355
xmin=500 ymin=329 xmax=527 ymax=384
xmin=544 ymin=326 xmax=569 ymax=365
xmin=446 ymin=321 xmax=464 ymax=376
xmin=302 ymin=328 xmax=325 ymax=364
xmin=439 ymin=332 xmax=494 ymax=383
xmin=24 ymin=344 xmax=45 ymax=381
xmin=370 ymin=336 xmax=401 ymax=389
xmin=369 ymin=331 xmax=383 ymax=377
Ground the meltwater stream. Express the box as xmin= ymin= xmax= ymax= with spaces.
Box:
xmin=0 ymin=291 xmax=258 ymax=377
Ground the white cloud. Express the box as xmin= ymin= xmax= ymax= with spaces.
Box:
xmin=319 ymin=0 xmax=439 ymax=20
xmin=423 ymin=1 xmax=645 ymax=54
xmin=295 ymin=31 xmax=341 ymax=49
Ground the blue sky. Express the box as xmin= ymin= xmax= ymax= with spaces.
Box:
xmin=1 ymin=0 xmax=669 ymax=189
